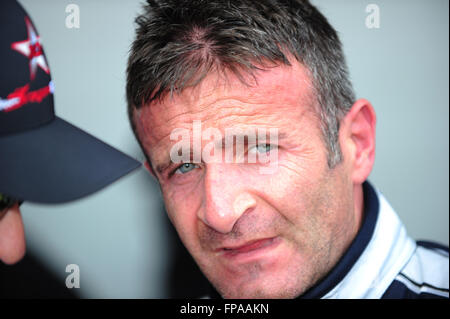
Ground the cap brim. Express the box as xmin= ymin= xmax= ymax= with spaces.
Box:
xmin=0 ymin=117 xmax=141 ymax=203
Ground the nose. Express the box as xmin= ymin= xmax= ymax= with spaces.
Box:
xmin=0 ymin=203 xmax=26 ymax=264
xmin=199 ymin=164 xmax=257 ymax=234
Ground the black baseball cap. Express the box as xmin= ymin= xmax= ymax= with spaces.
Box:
xmin=0 ymin=0 xmax=141 ymax=203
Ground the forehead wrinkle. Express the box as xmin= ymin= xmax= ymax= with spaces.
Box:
xmin=137 ymin=57 xmax=314 ymax=134
xmin=143 ymin=98 xmax=271 ymax=144
xmin=151 ymin=61 xmax=312 ymax=125
xmin=189 ymin=93 xmax=307 ymax=129
xmin=136 ymin=58 xmax=316 ymax=169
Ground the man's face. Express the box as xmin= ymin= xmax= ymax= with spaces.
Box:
xmin=135 ymin=60 xmax=361 ymax=298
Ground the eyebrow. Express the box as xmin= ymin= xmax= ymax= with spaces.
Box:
xmin=217 ymin=131 xmax=285 ymax=147
xmin=155 ymin=131 xmax=286 ymax=175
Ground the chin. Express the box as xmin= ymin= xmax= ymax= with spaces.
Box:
xmin=212 ymin=273 xmax=304 ymax=299
xmin=220 ymin=287 xmax=301 ymax=299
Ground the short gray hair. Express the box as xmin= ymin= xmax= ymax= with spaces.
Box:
xmin=127 ymin=0 xmax=355 ymax=167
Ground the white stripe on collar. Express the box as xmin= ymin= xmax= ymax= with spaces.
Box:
xmin=322 ymin=189 xmax=416 ymax=298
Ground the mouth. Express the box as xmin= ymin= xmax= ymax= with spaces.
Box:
xmin=218 ymin=237 xmax=280 ymax=258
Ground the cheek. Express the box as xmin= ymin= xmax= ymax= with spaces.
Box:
xmin=161 ymin=183 xmax=203 ymax=250
xmin=256 ymin=147 xmax=346 ymax=250
xmin=260 ymin=147 xmax=327 ymax=216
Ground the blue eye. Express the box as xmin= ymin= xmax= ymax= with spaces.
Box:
xmin=175 ymin=163 xmax=197 ymax=174
xmin=249 ymin=144 xmax=275 ymax=154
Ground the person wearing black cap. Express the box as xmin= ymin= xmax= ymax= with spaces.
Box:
xmin=0 ymin=0 xmax=141 ymax=265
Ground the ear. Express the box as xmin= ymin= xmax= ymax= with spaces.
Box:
xmin=340 ymin=99 xmax=376 ymax=185
xmin=144 ymin=160 xmax=157 ymax=178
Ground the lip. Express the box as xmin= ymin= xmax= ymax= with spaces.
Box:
xmin=218 ymin=237 xmax=280 ymax=258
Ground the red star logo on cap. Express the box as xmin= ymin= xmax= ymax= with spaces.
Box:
xmin=11 ymin=16 xmax=49 ymax=80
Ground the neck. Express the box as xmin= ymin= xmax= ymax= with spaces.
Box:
xmin=353 ymin=183 xmax=365 ymax=235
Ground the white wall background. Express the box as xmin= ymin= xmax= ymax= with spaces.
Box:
xmin=17 ymin=0 xmax=448 ymax=298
